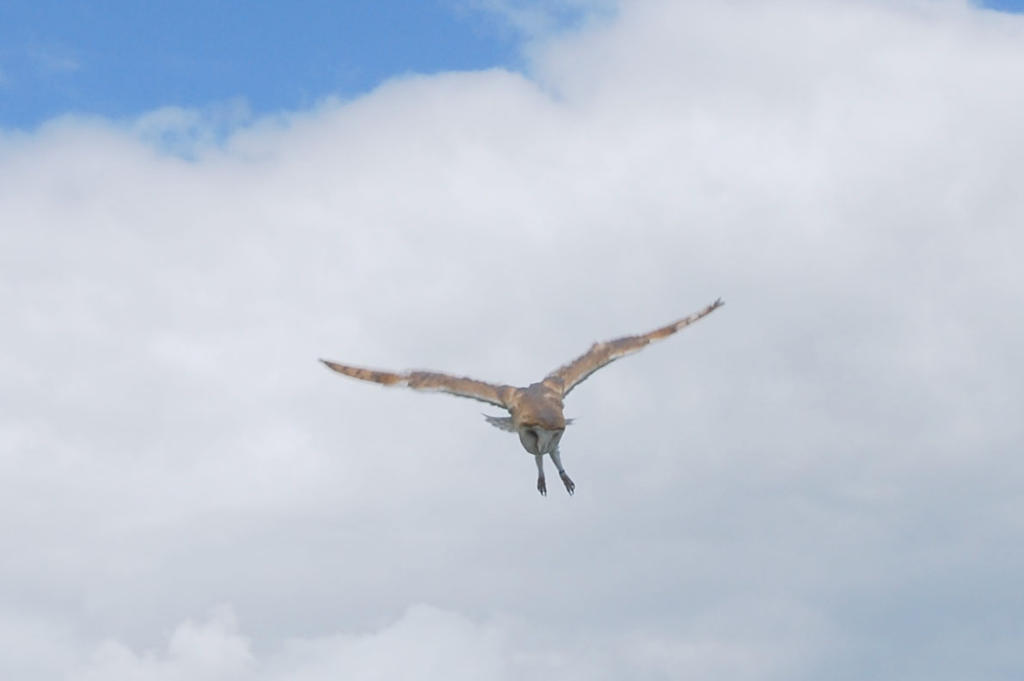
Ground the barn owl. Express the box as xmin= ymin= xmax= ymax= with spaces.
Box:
xmin=321 ymin=299 xmax=723 ymax=496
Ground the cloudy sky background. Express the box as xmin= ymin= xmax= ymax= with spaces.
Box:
xmin=3 ymin=0 xmax=1024 ymax=678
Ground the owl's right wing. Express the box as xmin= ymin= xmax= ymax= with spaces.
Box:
xmin=545 ymin=299 xmax=724 ymax=397
xmin=319 ymin=359 xmax=512 ymax=409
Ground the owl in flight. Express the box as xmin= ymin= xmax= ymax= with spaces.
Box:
xmin=321 ymin=299 xmax=723 ymax=496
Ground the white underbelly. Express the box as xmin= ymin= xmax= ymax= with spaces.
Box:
xmin=518 ymin=426 xmax=564 ymax=455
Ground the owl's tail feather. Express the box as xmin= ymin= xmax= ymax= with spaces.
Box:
xmin=483 ymin=415 xmax=575 ymax=432
xmin=483 ymin=415 xmax=516 ymax=432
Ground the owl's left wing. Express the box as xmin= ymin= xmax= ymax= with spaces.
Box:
xmin=545 ymin=298 xmax=724 ymax=397
xmin=319 ymin=359 xmax=511 ymax=409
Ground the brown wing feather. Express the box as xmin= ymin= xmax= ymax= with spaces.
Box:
xmin=319 ymin=359 xmax=511 ymax=408
xmin=545 ymin=298 xmax=724 ymax=397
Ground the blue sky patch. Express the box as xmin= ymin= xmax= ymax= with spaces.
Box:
xmin=0 ymin=0 xmax=533 ymax=129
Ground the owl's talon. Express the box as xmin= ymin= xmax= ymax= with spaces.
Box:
xmin=560 ymin=471 xmax=575 ymax=495
xmin=537 ymin=477 xmax=547 ymax=496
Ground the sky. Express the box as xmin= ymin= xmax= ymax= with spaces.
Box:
xmin=0 ymin=0 xmax=598 ymax=129
xmin=0 ymin=0 xmax=1019 ymax=127
xmin=2 ymin=0 xmax=1024 ymax=679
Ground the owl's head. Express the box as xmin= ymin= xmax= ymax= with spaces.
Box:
xmin=517 ymin=425 xmax=564 ymax=455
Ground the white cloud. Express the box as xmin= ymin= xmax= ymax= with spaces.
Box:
xmin=62 ymin=605 xmax=562 ymax=681
xmin=262 ymin=605 xmax=513 ymax=681
xmin=71 ymin=607 xmax=253 ymax=681
xmin=462 ymin=0 xmax=617 ymax=39
xmin=55 ymin=602 xmax=818 ymax=680
xmin=130 ymin=100 xmax=253 ymax=159
xmin=2 ymin=1 xmax=1024 ymax=679
xmin=0 ymin=612 xmax=82 ymax=678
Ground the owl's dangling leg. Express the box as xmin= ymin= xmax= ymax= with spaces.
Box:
xmin=549 ymin=448 xmax=575 ymax=495
xmin=535 ymin=454 xmax=547 ymax=496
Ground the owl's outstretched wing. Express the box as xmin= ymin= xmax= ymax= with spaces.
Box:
xmin=545 ymin=298 xmax=724 ymax=397
xmin=319 ymin=359 xmax=511 ymax=409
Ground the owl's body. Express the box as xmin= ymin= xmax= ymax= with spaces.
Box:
xmin=322 ymin=299 xmax=723 ymax=495
xmin=507 ymin=379 xmax=567 ymax=431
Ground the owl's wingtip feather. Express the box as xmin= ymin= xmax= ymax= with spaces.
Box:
xmin=319 ymin=358 xmax=344 ymax=373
